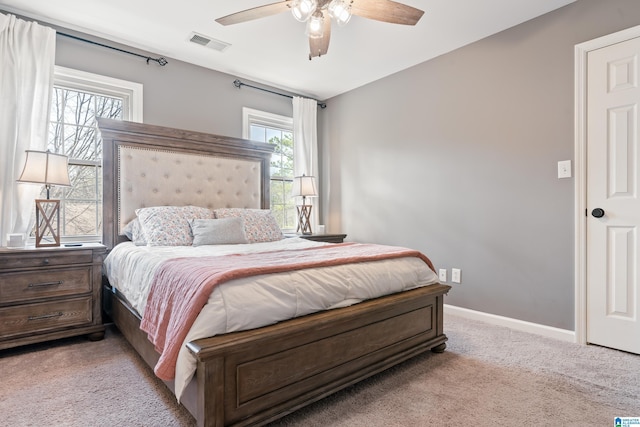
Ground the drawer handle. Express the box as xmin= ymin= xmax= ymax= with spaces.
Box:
xmin=28 ymin=312 xmax=63 ymax=321
xmin=28 ymin=280 xmax=64 ymax=288
xmin=43 ymin=258 xmax=50 ymax=265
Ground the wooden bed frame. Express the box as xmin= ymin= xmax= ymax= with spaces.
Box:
xmin=98 ymin=118 xmax=450 ymax=427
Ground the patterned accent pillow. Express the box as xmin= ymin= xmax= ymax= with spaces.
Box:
xmin=135 ymin=205 xmax=214 ymax=246
xmin=213 ymin=208 xmax=284 ymax=243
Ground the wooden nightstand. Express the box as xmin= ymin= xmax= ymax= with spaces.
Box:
xmin=299 ymin=233 xmax=347 ymax=243
xmin=0 ymin=244 xmax=106 ymax=350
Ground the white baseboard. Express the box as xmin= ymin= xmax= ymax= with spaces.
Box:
xmin=444 ymin=304 xmax=576 ymax=343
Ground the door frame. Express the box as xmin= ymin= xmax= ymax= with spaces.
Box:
xmin=574 ymin=25 xmax=640 ymax=345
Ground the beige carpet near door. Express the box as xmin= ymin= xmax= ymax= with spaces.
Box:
xmin=1 ymin=313 xmax=639 ymax=427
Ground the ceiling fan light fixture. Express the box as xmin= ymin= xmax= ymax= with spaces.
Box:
xmin=306 ymin=11 xmax=324 ymax=39
xmin=216 ymin=0 xmax=424 ymax=59
xmin=328 ymin=0 xmax=352 ymax=26
xmin=291 ymin=0 xmax=317 ymax=22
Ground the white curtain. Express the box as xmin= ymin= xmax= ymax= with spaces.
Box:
xmin=292 ymin=96 xmax=319 ymax=232
xmin=0 ymin=13 xmax=56 ymax=246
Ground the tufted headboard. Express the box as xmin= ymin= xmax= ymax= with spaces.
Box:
xmin=98 ymin=118 xmax=274 ymax=250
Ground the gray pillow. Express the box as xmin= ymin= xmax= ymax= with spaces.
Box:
xmin=123 ymin=218 xmax=147 ymax=246
xmin=190 ymin=217 xmax=248 ymax=246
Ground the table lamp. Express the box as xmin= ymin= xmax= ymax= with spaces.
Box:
xmin=291 ymin=174 xmax=317 ymax=235
xmin=17 ymin=150 xmax=71 ymax=247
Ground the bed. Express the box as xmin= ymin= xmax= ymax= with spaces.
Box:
xmin=98 ymin=118 xmax=451 ymax=427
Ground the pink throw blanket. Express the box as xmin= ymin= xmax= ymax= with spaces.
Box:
xmin=140 ymin=242 xmax=435 ymax=380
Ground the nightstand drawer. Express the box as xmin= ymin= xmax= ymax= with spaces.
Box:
xmin=0 ymin=267 xmax=91 ymax=304
xmin=0 ymin=297 xmax=92 ymax=338
xmin=0 ymin=245 xmax=105 ymax=349
xmin=0 ymin=250 xmax=94 ymax=270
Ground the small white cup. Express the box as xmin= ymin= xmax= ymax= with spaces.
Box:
xmin=317 ymin=225 xmax=326 ymax=234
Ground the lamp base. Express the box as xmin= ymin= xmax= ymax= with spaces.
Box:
xmin=35 ymin=199 xmax=61 ymax=247
xmin=296 ymin=204 xmax=313 ymax=235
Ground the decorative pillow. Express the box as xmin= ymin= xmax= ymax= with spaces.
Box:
xmin=213 ymin=208 xmax=284 ymax=243
xmin=190 ymin=218 xmax=248 ymax=246
xmin=122 ymin=218 xmax=147 ymax=246
xmin=135 ymin=205 xmax=214 ymax=246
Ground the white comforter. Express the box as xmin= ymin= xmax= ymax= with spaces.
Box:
xmin=103 ymin=237 xmax=439 ymax=400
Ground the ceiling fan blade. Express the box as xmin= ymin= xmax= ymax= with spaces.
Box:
xmin=351 ymin=0 xmax=424 ymax=26
xmin=216 ymin=1 xmax=291 ymax=26
xmin=309 ymin=18 xmax=331 ymax=59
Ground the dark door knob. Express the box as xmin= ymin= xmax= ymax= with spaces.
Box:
xmin=591 ymin=208 xmax=605 ymax=218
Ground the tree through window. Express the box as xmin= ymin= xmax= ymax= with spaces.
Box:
xmin=34 ymin=67 xmax=142 ymax=242
xmin=243 ymin=108 xmax=296 ymax=231
xmin=45 ymin=87 xmax=122 ymax=237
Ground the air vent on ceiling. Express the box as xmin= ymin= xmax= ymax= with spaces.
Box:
xmin=188 ymin=32 xmax=231 ymax=52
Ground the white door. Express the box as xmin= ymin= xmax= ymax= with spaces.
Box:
xmin=587 ymin=36 xmax=640 ymax=354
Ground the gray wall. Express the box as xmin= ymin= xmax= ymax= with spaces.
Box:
xmin=54 ymin=30 xmax=296 ymax=137
xmin=52 ymin=29 xmax=332 ymax=220
xmin=321 ymin=0 xmax=640 ymax=330
xmin=52 ymin=26 xmax=334 ymax=222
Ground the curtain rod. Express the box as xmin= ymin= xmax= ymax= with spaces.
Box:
xmin=233 ymin=79 xmax=326 ymax=109
xmin=57 ymin=32 xmax=168 ymax=66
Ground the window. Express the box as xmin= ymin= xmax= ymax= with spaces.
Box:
xmin=242 ymin=108 xmax=296 ymax=231
xmin=38 ymin=67 xmax=142 ymax=242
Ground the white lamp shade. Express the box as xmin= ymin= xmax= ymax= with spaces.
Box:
xmin=17 ymin=150 xmax=71 ymax=187
xmin=292 ymin=175 xmax=318 ymax=198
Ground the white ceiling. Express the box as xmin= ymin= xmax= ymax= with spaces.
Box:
xmin=0 ymin=0 xmax=575 ymax=100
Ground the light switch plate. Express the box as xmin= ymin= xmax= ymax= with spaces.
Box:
xmin=558 ymin=160 xmax=572 ymax=178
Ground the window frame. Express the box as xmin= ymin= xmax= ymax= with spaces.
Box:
xmin=45 ymin=66 xmax=143 ymax=244
xmin=242 ymin=107 xmax=296 ymax=232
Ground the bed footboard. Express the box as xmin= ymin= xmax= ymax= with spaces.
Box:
xmin=186 ymin=283 xmax=450 ymax=427
xmin=106 ymin=280 xmax=449 ymax=427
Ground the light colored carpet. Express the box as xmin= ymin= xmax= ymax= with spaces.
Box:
xmin=1 ymin=313 xmax=639 ymax=426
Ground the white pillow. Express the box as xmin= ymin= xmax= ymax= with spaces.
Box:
xmin=213 ymin=208 xmax=284 ymax=243
xmin=135 ymin=205 xmax=214 ymax=246
xmin=190 ymin=218 xmax=248 ymax=246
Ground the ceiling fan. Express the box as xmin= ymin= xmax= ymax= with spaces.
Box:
xmin=215 ymin=0 xmax=424 ymax=60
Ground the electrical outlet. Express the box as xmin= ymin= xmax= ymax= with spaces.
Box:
xmin=451 ymin=268 xmax=461 ymax=283
xmin=438 ymin=269 xmax=447 ymax=282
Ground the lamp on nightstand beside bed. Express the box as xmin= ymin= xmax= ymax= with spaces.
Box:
xmin=17 ymin=150 xmax=71 ymax=247
xmin=292 ymin=174 xmax=317 ymax=235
